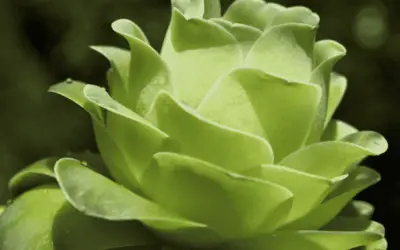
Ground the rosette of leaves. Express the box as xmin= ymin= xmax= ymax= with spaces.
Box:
xmin=0 ymin=0 xmax=389 ymax=249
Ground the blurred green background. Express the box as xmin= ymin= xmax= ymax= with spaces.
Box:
xmin=0 ymin=0 xmax=399 ymax=248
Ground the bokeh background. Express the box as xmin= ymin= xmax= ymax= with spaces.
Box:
xmin=0 ymin=0 xmax=399 ymax=248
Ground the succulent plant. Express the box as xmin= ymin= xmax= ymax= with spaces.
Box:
xmin=0 ymin=0 xmax=389 ymax=249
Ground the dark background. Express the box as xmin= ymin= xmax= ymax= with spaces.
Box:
xmin=0 ymin=0 xmax=399 ymax=248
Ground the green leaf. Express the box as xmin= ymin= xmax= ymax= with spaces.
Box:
xmin=149 ymin=91 xmax=274 ymax=172
xmin=322 ymin=216 xmax=384 ymax=235
xmin=245 ymin=23 xmax=316 ymax=83
xmin=8 ymin=158 xmax=57 ymax=196
xmin=284 ymin=167 xmax=381 ymax=230
xmin=281 ymin=131 xmax=387 ymax=178
xmin=93 ymin=122 xmax=142 ymax=193
xmin=243 ymin=164 xmax=339 ymax=224
xmin=50 ymin=82 xmax=143 ymax=190
xmin=142 ymin=152 xmax=293 ymax=238
xmin=171 ymin=0 xmax=221 ymax=19
xmin=0 ymin=185 xmax=65 ymax=250
xmin=223 ymin=0 xmax=284 ymax=30
xmin=226 ymin=230 xmax=382 ymax=250
xmin=54 ymin=158 xmax=221 ymax=248
xmin=111 ymin=19 xmax=172 ymax=116
xmin=340 ymin=200 xmax=375 ymax=219
xmin=90 ymin=46 xmax=131 ymax=105
xmin=306 ymin=40 xmax=346 ymax=144
xmin=84 ymin=84 xmax=170 ymax=181
xmin=322 ymin=119 xmax=358 ymax=141
xmin=49 ymin=80 xmax=103 ymax=122
xmin=197 ymin=68 xmax=321 ymax=161
xmin=211 ymin=19 xmax=261 ymax=56
xmin=322 ymin=217 xmax=387 ymax=250
xmin=269 ymin=6 xmax=320 ymax=28
xmin=53 ymin=203 xmax=159 ymax=250
xmin=161 ymin=9 xmax=241 ymax=108
xmin=325 ymin=73 xmax=347 ymax=126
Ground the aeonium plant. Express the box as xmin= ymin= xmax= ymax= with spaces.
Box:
xmin=0 ymin=0 xmax=389 ymax=249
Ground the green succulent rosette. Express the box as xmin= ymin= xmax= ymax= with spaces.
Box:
xmin=0 ymin=0 xmax=389 ymax=249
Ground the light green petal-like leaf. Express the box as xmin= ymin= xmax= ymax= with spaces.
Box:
xmin=284 ymin=167 xmax=381 ymax=230
xmin=325 ymin=73 xmax=347 ymax=126
xmin=322 ymin=216 xmax=387 ymax=250
xmin=322 ymin=216 xmax=384 ymax=235
xmin=0 ymin=206 xmax=4 ymax=215
xmin=8 ymin=158 xmax=57 ymax=196
xmin=307 ymin=40 xmax=346 ymax=144
xmin=340 ymin=200 xmax=375 ymax=219
xmin=111 ymin=19 xmax=172 ymax=116
xmin=9 ymin=152 xmax=111 ymax=197
xmin=142 ymin=152 xmax=293 ymax=238
xmin=211 ymin=19 xmax=261 ymax=56
xmin=269 ymin=6 xmax=320 ymax=28
xmin=223 ymin=0 xmax=284 ymax=30
xmin=198 ymin=68 xmax=321 ymax=161
xmin=244 ymin=164 xmax=338 ymax=224
xmin=226 ymin=229 xmax=382 ymax=250
xmin=54 ymin=158 xmax=221 ymax=248
xmin=50 ymin=82 xmax=142 ymax=190
xmin=322 ymin=119 xmax=358 ymax=141
xmin=0 ymin=186 xmax=65 ymax=250
xmin=281 ymin=131 xmax=387 ymax=178
xmin=84 ymin=84 xmax=170 ymax=181
xmin=364 ymin=238 xmax=388 ymax=250
xmin=90 ymin=46 xmax=130 ymax=105
xmin=149 ymin=91 xmax=274 ymax=172
xmin=161 ymin=9 xmax=242 ymax=108
xmin=245 ymin=23 xmax=316 ymax=83
xmin=93 ymin=122 xmax=142 ymax=194
xmin=172 ymin=0 xmax=221 ymax=19
xmin=49 ymin=81 xmax=103 ymax=121
xmin=53 ymin=203 xmax=159 ymax=250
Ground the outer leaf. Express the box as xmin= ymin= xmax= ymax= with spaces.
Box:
xmin=322 ymin=119 xmax=358 ymax=141
xmin=223 ymin=0 xmax=284 ymax=30
xmin=245 ymin=23 xmax=316 ymax=83
xmin=149 ymin=91 xmax=274 ymax=172
xmin=53 ymin=203 xmax=159 ymax=250
xmin=269 ymin=6 xmax=319 ymax=27
xmin=8 ymin=152 xmax=110 ymax=197
xmin=340 ymin=200 xmax=375 ymax=219
xmin=8 ymin=158 xmax=57 ymax=196
xmin=172 ymin=0 xmax=221 ymax=19
xmin=281 ymin=131 xmax=388 ymax=178
xmin=198 ymin=68 xmax=321 ymax=161
xmin=284 ymin=167 xmax=381 ymax=230
xmin=161 ymin=9 xmax=242 ymax=108
xmin=112 ymin=19 xmax=172 ymax=116
xmin=0 ymin=186 xmax=65 ymax=250
xmin=90 ymin=46 xmax=131 ymax=106
xmin=322 ymin=216 xmax=384 ymax=235
xmin=55 ymin=158 xmax=221 ymax=248
xmin=84 ymin=84 xmax=170 ymax=182
xmin=307 ymin=40 xmax=346 ymax=144
xmin=50 ymin=82 xmax=141 ymax=190
xmin=244 ymin=164 xmax=338 ymax=224
xmin=49 ymin=81 xmax=103 ymax=121
xmin=325 ymin=73 xmax=347 ymax=126
xmin=142 ymin=153 xmax=293 ymax=238
xmin=225 ymin=230 xmax=382 ymax=250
